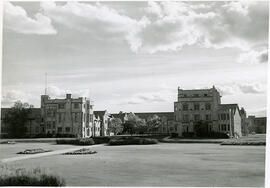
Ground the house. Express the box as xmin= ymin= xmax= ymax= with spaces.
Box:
xmin=174 ymin=86 xmax=244 ymax=137
xmin=41 ymin=94 xmax=94 ymax=138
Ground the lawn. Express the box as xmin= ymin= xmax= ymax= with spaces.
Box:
xmin=0 ymin=142 xmax=265 ymax=187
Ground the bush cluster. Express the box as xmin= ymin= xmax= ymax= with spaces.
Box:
xmin=92 ymin=137 xmax=110 ymax=144
xmin=196 ymin=132 xmax=229 ymax=138
xmin=108 ymin=137 xmax=158 ymax=145
xmin=182 ymin=132 xmax=194 ymax=138
xmin=0 ymin=166 xmax=65 ymax=186
xmin=56 ymin=138 xmax=95 ymax=145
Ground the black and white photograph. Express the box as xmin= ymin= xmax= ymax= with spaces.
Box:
xmin=0 ymin=0 xmax=268 ymax=187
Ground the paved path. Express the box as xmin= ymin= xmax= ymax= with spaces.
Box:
xmin=1 ymin=144 xmax=103 ymax=163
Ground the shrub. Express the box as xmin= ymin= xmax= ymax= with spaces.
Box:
xmin=56 ymin=138 xmax=95 ymax=145
xmin=182 ymin=132 xmax=194 ymax=138
xmin=92 ymin=137 xmax=110 ymax=144
xmin=0 ymin=166 xmax=65 ymax=186
xmin=108 ymin=137 xmax=158 ymax=145
xmin=196 ymin=132 xmax=229 ymax=138
xmin=170 ymin=133 xmax=178 ymax=138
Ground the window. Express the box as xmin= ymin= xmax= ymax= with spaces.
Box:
xmin=83 ymin=113 xmax=86 ymax=122
xmin=58 ymin=103 xmax=65 ymax=109
xmin=183 ymin=104 xmax=188 ymax=111
xmin=183 ymin=114 xmax=189 ymax=122
xmin=226 ymin=114 xmax=230 ymax=120
xmin=205 ymin=114 xmax=211 ymax=121
xmin=36 ymin=127 xmax=39 ymax=133
xmin=193 ymin=94 xmax=199 ymax=97
xmin=74 ymin=103 xmax=79 ymax=109
xmin=58 ymin=113 xmax=62 ymax=123
xmin=183 ymin=94 xmax=187 ymax=97
xmin=57 ymin=127 xmax=62 ymax=132
xmin=47 ymin=122 xmax=51 ymax=129
xmin=52 ymin=121 xmax=56 ymax=129
xmin=194 ymin=103 xmax=200 ymax=110
xmin=194 ymin=114 xmax=200 ymax=121
xmin=205 ymin=103 xmax=211 ymax=110
xmin=204 ymin=94 xmax=208 ymax=97
xmin=227 ymin=124 xmax=230 ymax=131
xmin=65 ymin=127 xmax=71 ymax=132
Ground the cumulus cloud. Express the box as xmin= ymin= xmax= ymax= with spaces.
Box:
xmin=4 ymin=2 xmax=57 ymax=35
xmin=40 ymin=1 xmax=149 ymax=52
xmin=38 ymin=1 xmax=267 ymax=62
xmin=216 ymin=82 xmax=266 ymax=96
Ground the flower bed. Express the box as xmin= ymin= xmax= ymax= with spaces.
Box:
xmin=63 ymin=148 xmax=97 ymax=155
xmin=17 ymin=148 xmax=52 ymax=154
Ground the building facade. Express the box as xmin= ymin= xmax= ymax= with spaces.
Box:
xmin=41 ymin=94 xmax=94 ymax=138
xmin=174 ymin=86 xmax=243 ymax=137
xmin=93 ymin=110 xmax=110 ymax=136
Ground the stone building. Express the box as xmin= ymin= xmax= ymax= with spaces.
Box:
xmin=174 ymin=86 xmax=243 ymax=137
xmin=93 ymin=110 xmax=110 ymax=136
xmin=41 ymin=94 xmax=94 ymax=138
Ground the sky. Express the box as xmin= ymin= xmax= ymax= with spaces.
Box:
xmin=1 ymin=1 xmax=268 ymax=117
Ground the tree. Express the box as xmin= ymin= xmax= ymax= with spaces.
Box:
xmin=3 ymin=101 xmax=33 ymax=138
xmin=122 ymin=112 xmax=144 ymax=135
xmin=146 ymin=115 xmax=162 ymax=134
xmin=122 ymin=121 xmax=136 ymax=135
xmin=108 ymin=118 xmax=123 ymax=135
xmin=135 ymin=119 xmax=147 ymax=134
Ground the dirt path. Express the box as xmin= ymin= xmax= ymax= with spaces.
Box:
xmin=1 ymin=144 xmax=103 ymax=163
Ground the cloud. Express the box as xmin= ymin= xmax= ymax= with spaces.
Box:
xmin=138 ymin=1 xmax=268 ymax=55
xmin=40 ymin=1 xmax=149 ymax=51
xmin=1 ymin=89 xmax=38 ymax=107
xmin=38 ymin=1 xmax=268 ymax=60
xmin=47 ymin=85 xmax=91 ymax=99
xmin=6 ymin=1 xmax=267 ymax=62
xmin=216 ymin=82 xmax=266 ymax=96
xmin=238 ymin=49 xmax=268 ymax=64
xmin=122 ymin=91 xmax=171 ymax=105
xmin=4 ymin=2 xmax=57 ymax=35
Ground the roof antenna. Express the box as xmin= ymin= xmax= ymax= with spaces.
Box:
xmin=45 ymin=73 xmax=47 ymax=95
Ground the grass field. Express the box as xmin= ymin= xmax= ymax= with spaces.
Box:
xmin=0 ymin=142 xmax=265 ymax=187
